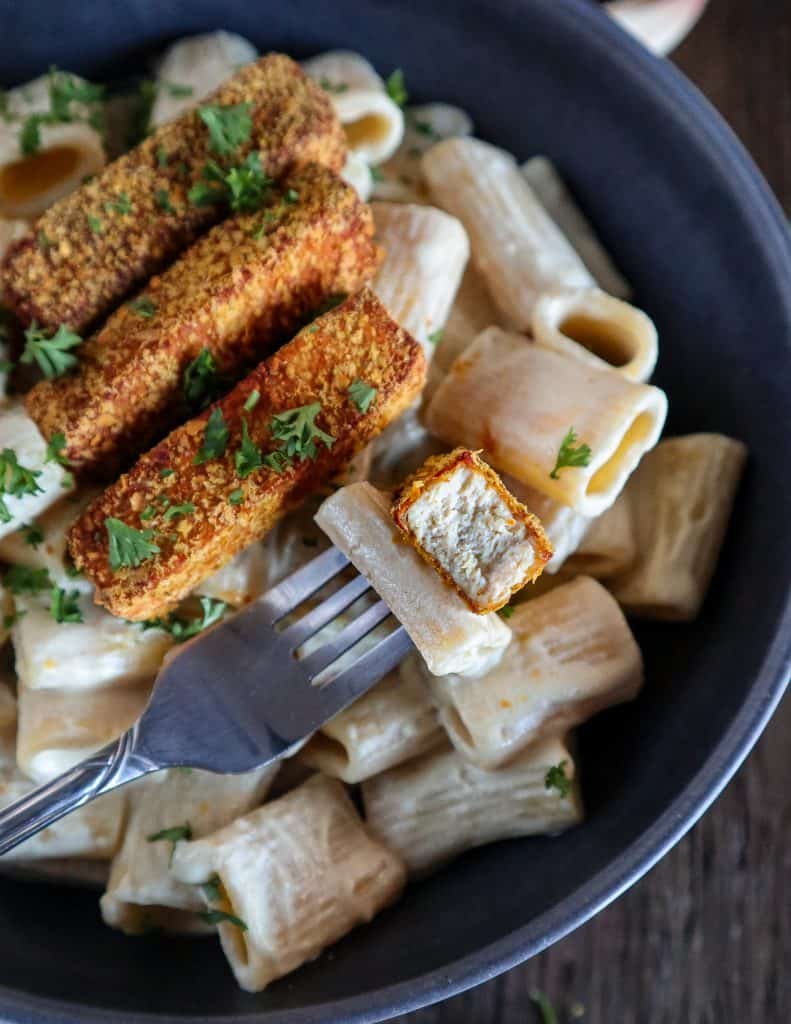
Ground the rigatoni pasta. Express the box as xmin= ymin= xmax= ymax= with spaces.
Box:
xmin=564 ymin=489 xmax=636 ymax=579
xmin=425 ymin=576 xmax=643 ymax=768
xmin=425 ymin=327 xmax=668 ymax=516
xmin=609 ymin=434 xmax=747 ymax=620
xmin=171 ymin=774 xmax=406 ymax=992
xmin=422 ymin=137 xmax=594 ymax=329
xmin=362 ymin=737 xmax=582 ymax=875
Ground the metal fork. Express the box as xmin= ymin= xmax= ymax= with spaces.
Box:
xmin=0 ymin=547 xmax=414 ymax=856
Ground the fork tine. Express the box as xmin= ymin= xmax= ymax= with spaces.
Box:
xmin=256 ymin=546 xmax=350 ymax=624
xmin=299 ymin=599 xmax=393 ymax=679
xmin=280 ymin=574 xmax=372 ymax=649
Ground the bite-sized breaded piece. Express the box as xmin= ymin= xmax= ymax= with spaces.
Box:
xmin=2 ymin=54 xmax=345 ymax=334
xmin=69 ymin=289 xmax=426 ymax=620
xmin=26 ymin=165 xmax=379 ymax=479
xmin=391 ymin=448 xmax=552 ymax=613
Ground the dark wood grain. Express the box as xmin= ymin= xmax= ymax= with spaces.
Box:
xmin=396 ymin=2 xmax=791 ymax=1021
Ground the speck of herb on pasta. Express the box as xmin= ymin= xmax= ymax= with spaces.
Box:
xmin=45 ymin=432 xmax=70 ymax=469
xmin=497 ymin=604 xmax=515 ymax=620
xmin=19 ymin=521 xmax=44 ymax=548
xmin=105 ymin=517 xmax=160 ymax=571
xmin=427 ymin=329 xmax=443 ymax=347
xmin=199 ymin=909 xmax=248 ymax=931
xmin=163 ymin=80 xmax=194 ymax=98
xmin=544 ymin=761 xmax=572 ymax=798
xmin=319 ymin=77 xmax=349 ymax=94
xmin=369 ymin=165 xmax=384 ymax=183
xmin=0 ymin=448 xmax=43 ymax=522
xmin=412 ymin=118 xmax=438 ymax=138
xmin=385 ymin=68 xmax=408 ymax=106
xmin=147 ymin=822 xmax=192 ymax=866
xmin=530 ymin=990 xmax=559 ymax=1024
xmin=4 ymin=564 xmax=52 ymax=595
xmin=549 ymin=427 xmax=592 ymax=480
xmin=194 ymin=408 xmax=229 ymax=465
xmin=201 ymin=873 xmax=223 ymax=902
xmin=50 ymin=586 xmax=83 ymax=624
xmin=3 ymin=610 xmax=24 ymax=629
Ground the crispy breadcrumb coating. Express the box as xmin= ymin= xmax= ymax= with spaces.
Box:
xmin=2 ymin=54 xmax=346 ymax=333
xmin=26 ymin=164 xmax=379 ymax=479
xmin=69 ymin=289 xmax=426 ymax=620
xmin=391 ymin=448 xmax=553 ymax=613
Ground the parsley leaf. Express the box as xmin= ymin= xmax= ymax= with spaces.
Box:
xmin=140 ymin=505 xmax=156 ymax=521
xmin=385 ymin=68 xmax=408 ymax=106
xmin=162 ymin=80 xmax=194 ymax=98
xmin=21 ymin=322 xmax=83 ymax=379
xmin=187 ymin=160 xmax=228 ymax=207
xmin=48 ymin=69 xmax=104 ymax=121
xmin=19 ymin=115 xmax=46 ymax=156
xmin=497 ymin=604 xmax=515 ymax=620
xmin=105 ymin=517 xmax=160 ymax=571
xmin=4 ymin=564 xmax=52 ymax=595
xmin=318 ymin=77 xmax=349 ymax=94
xmin=284 ymin=187 xmax=299 ymax=204
xmin=50 ymin=586 xmax=83 ymax=624
xmin=413 ymin=118 xmax=439 ymax=139
xmin=19 ymin=521 xmax=44 ymax=548
xmin=0 ymin=448 xmax=43 ymax=522
xmin=369 ymin=165 xmax=384 ymax=184
xmin=544 ymin=760 xmax=572 ymax=799
xmin=530 ymin=990 xmax=558 ymax=1024
xmin=225 ymin=152 xmax=272 ymax=212
xmin=183 ymin=348 xmax=219 ymax=410
xmin=163 ymin=502 xmax=194 ymax=521
xmin=201 ymin=873 xmax=223 ymax=902
xmin=128 ymin=296 xmax=157 ymax=318
xmin=155 ymin=188 xmax=175 ymax=213
xmin=243 ymin=390 xmax=260 ymax=413
xmin=147 ymin=822 xmax=192 ymax=866
xmin=159 ymin=468 xmax=175 ymax=478
xmin=198 ymin=102 xmax=252 ymax=156
xmin=427 ymin=328 xmax=443 ymax=347
xmin=549 ymin=427 xmax=592 ymax=480
xmin=228 ymin=488 xmax=244 ymax=505
xmin=199 ymin=909 xmax=247 ymax=931
xmin=194 ymin=408 xmax=229 ymax=464
xmin=45 ymin=432 xmax=71 ymax=468
xmin=87 ymin=214 xmax=103 ymax=234
xmin=348 ymin=379 xmax=377 ymax=413
xmin=147 ymin=596 xmax=227 ymax=643
xmin=156 ymin=146 xmax=169 ymax=168
xmin=234 ymin=419 xmax=263 ymax=479
xmin=269 ymin=403 xmax=334 ymax=463
xmin=37 ymin=229 xmax=52 ymax=251
xmin=104 ymin=192 xmax=132 ymax=216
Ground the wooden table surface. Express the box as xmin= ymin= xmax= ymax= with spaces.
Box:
xmin=397 ymin=2 xmax=791 ymax=1022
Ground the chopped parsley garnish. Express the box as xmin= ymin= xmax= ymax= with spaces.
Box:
xmin=497 ymin=604 xmax=515 ymax=620
xmin=159 ymin=468 xmax=175 ymax=478
xmin=413 ymin=118 xmax=438 ymax=138
xmin=21 ymin=322 xmax=83 ymax=379
xmin=385 ymin=68 xmax=408 ymax=106
xmin=234 ymin=419 xmax=263 ymax=479
xmin=284 ymin=187 xmax=299 ymax=203
xmin=162 ymin=80 xmax=194 ymax=98
xmin=199 ymin=909 xmax=248 ymax=931
xmin=530 ymin=990 xmax=558 ymax=1024
xmin=189 ymin=153 xmax=272 ymax=213
xmin=183 ymin=348 xmax=220 ymax=410
xmin=128 ymin=296 xmax=157 ymax=318
xmin=156 ymin=146 xmax=169 ymax=168
xmin=163 ymin=502 xmax=195 ymax=521
xmin=4 ymin=564 xmax=52 ymax=595
xmin=19 ymin=115 xmax=46 ymax=156
xmin=36 ymin=229 xmax=52 ymax=251
xmin=147 ymin=822 xmax=192 ymax=866
xmin=19 ymin=522 xmax=43 ymax=548
xmin=549 ymin=427 xmax=592 ymax=480
xmin=369 ymin=165 xmax=384 ymax=184
xmin=45 ymin=432 xmax=70 ymax=468
xmin=228 ymin=488 xmax=244 ymax=506
xmin=3 ymin=610 xmax=24 ymax=629
xmin=198 ymin=101 xmax=253 ymax=156
xmin=243 ymin=389 xmax=260 ymax=413
xmin=140 ymin=505 xmax=156 ymax=521
xmin=544 ymin=761 xmax=572 ymax=799
xmin=146 ymin=596 xmax=227 ymax=643
xmin=427 ymin=328 xmax=443 ymax=347
xmin=87 ymin=214 xmax=103 ymax=234
xmin=0 ymin=448 xmax=43 ymax=522
xmin=155 ymin=188 xmax=175 ymax=213
xmin=194 ymin=408 xmax=229 ymax=464
xmin=348 ymin=379 xmax=377 ymax=414
xmin=50 ymin=586 xmax=83 ymax=624
xmin=318 ymin=77 xmax=349 ymax=94
xmin=269 ymin=403 xmax=335 ymax=463
xmin=201 ymin=873 xmax=223 ymax=902
xmin=105 ymin=517 xmax=160 ymax=571
xmin=48 ymin=69 xmax=104 ymax=121
xmin=104 ymin=191 xmax=132 ymax=216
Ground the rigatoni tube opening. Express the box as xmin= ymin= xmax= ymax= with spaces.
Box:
xmin=0 ymin=146 xmax=81 ymax=209
xmin=345 ymin=114 xmax=393 ymax=150
xmin=586 ymin=411 xmax=656 ymax=497
xmin=559 ymin=312 xmax=633 ymax=368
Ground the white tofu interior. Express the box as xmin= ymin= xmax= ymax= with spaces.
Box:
xmin=406 ymin=465 xmax=535 ymax=607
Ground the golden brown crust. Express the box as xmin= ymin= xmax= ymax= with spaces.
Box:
xmin=2 ymin=54 xmax=346 ymax=334
xmin=69 ymin=289 xmax=426 ymax=620
xmin=391 ymin=447 xmax=553 ymax=613
xmin=25 ymin=165 xmax=379 ymax=479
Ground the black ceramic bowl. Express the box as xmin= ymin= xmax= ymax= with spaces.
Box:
xmin=0 ymin=1 xmax=789 ymax=1021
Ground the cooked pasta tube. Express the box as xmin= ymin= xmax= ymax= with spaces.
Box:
xmin=609 ymin=434 xmax=747 ymax=620
xmin=368 ymin=405 xmax=445 ymax=490
xmin=16 ymin=678 xmax=152 ymax=782
xmin=362 ymin=737 xmax=582 ymax=875
xmin=0 ymin=403 xmax=75 ymax=541
xmin=422 ymin=137 xmax=594 ymax=329
xmin=315 ymin=482 xmax=512 ymax=676
xmin=0 ymin=489 xmax=97 ymax=589
xmin=302 ymin=51 xmax=404 ymax=165
xmin=150 ymin=31 xmax=258 ymax=126
xmin=0 ymin=585 xmax=13 ymax=647
xmin=521 ymin=156 xmax=631 ymax=299
xmin=194 ymin=541 xmax=268 ymax=607
xmin=340 ymin=151 xmax=373 ymax=200
xmin=564 ymin=490 xmax=636 ymax=579
xmin=430 ymin=263 xmax=502 ymax=376
xmin=425 ymin=576 xmax=643 ymax=768
xmin=0 ymin=217 xmax=28 ymax=259
xmin=531 ymin=288 xmax=658 ymax=383
xmin=171 ymin=774 xmax=406 ymax=993
xmin=425 ymin=328 xmax=668 ymax=517
xmin=0 ymin=72 xmax=105 ymax=220
xmin=27 ymin=164 xmax=379 ymax=478
xmin=298 ymin=654 xmax=442 ymax=782
xmin=372 ymin=201 xmax=469 ymax=356
xmin=499 ymin=474 xmax=591 ymax=574
xmin=11 ymin=596 xmax=172 ymax=692
xmin=101 ymin=765 xmax=276 ymax=935
xmin=69 ymin=290 xmax=426 ymax=621
xmin=372 ymin=103 xmax=474 ymax=204
xmin=392 ymin=448 xmax=553 ymax=613
xmin=3 ymin=54 xmax=345 ymax=334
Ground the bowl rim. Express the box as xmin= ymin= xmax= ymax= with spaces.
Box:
xmin=1 ymin=1 xmax=789 ymax=1021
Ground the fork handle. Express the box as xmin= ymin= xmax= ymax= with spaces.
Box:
xmin=0 ymin=728 xmax=157 ymax=857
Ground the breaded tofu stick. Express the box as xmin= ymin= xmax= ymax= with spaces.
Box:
xmin=68 ymin=289 xmax=425 ymax=620
xmin=2 ymin=54 xmax=345 ymax=333
xmin=391 ymin=448 xmax=552 ymax=613
xmin=25 ymin=165 xmax=379 ymax=479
